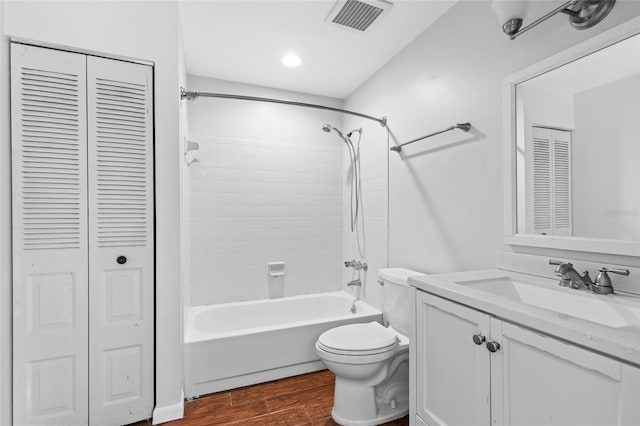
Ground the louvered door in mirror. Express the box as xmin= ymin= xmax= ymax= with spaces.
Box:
xmin=528 ymin=126 xmax=572 ymax=237
xmin=11 ymin=43 xmax=154 ymax=426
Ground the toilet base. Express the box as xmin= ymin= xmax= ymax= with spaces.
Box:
xmin=330 ymin=358 xmax=410 ymax=426
xmin=331 ymin=399 xmax=409 ymax=426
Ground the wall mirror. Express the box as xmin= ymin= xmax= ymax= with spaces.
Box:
xmin=503 ymin=17 xmax=640 ymax=256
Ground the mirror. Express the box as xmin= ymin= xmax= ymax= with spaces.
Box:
xmin=504 ymin=18 xmax=640 ymax=256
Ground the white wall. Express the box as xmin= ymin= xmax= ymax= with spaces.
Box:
xmin=2 ymin=1 xmax=184 ymax=422
xmin=186 ymin=75 xmax=345 ymax=305
xmin=0 ymin=0 xmax=11 ymax=423
xmin=344 ymin=0 xmax=640 ymax=274
xmin=573 ymin=75 xmax=640 ymax=240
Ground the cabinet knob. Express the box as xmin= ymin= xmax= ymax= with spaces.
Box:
xmin=486 ymin=341 xmax=501 ymax=353
xmin=472 ymin=333 xmax=486 ymax=345
xmin=116 ymin=256 xmax=127 ymax=265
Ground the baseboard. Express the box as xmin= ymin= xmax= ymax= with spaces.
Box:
xmin=152 ymin=391 xmax=184 ymax=425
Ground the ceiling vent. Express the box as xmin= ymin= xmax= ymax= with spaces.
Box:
xmin=326 ymin=0 xmax=393 ymax=32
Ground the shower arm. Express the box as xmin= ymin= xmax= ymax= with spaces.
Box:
xmin=180 ymin=87 xmax=387 ymax=127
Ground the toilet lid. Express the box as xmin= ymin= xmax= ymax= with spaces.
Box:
xmin=318 ymin=322 xmax=398 ymax=354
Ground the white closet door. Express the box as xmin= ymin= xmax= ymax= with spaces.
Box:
xmin=11 ymin=44 xmax=89 ymax=426
xmin=530 ymin=126 xmax=572 ymax=236
xmin=86 ymin=56 xmax=154 ymax=425
xmin=551 ymin=132 xmax=572 ymax=236
xmin=531 ymin=128 xmax=552 ymax=235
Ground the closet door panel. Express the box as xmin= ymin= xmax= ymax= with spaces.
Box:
xmin=87 ymin=56 xmax=154 ymax=425
xmin=11 ymin=43 xmax=89 ymax=426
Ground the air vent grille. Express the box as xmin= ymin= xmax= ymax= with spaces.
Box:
xmin=330 ymin=0 xmax=387 ymax=32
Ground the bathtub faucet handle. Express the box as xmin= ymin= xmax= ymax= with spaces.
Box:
xmin=344 ymin=260 xmax=368 ymax=271
xmin=344 ymin=260 xmax=356 ymax=268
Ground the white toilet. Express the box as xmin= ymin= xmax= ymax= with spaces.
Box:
xmin=315 ymin=268 xmax=419 ymax=426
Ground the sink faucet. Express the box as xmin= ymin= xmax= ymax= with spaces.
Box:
xmin=549 ymin=260 xmax=630 ymax=295
xmin=550 ymin=260 xmax=593 ymax=290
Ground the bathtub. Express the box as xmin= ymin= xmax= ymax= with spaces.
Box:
xmin=184 ymin=291 xmax=382 ymax=398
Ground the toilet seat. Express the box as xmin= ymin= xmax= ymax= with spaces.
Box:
xmin=317 ymin=322 xmax=398 ymax=356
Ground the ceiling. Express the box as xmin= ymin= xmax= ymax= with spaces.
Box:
xmin=179 ymin=0 xmax=457 ymax=99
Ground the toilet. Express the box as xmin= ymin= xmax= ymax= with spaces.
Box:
xmin=315 ymin=268 xmax=420 ymax=426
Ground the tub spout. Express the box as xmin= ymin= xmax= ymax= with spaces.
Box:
xmin=347 ymin=279 xmax=362 ymax=287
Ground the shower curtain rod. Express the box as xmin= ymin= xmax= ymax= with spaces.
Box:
xmin=180 ymin=87 xmax=387 ymax=127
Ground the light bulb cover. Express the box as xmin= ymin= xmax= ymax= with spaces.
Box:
xmin=491 ymin=0 xmax=529 ymax=25
xmin=281 ymin=53 xmax=301 ymax=67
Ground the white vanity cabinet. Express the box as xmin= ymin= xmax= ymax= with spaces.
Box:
xmin=414 ymin=291 xmax=490 ymax=426
xmin=413 ymin=290 xmax=640 ymax=426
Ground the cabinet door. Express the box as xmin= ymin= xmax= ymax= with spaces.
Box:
xmin=11 ymin=43 xmax=89 ymax=426
xmin=87 ymin=56 xmax=154 ymax=425
xmin=490 ymin=320 xmax=640 ymax=426
xmin=415 ymin=292 xmax=491 ymax=426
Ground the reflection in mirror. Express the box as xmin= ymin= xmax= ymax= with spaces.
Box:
xmin=515 ymin=33 xmax=640 ymax=242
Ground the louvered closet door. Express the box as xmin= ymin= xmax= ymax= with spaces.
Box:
xmin=551 ymin=131 xmax=572 ymax=236
xmin=86 ymin=56 xmax=154 ymax=425
xmin=531 ymin=127 xmax=552 ymax=235
xmin=531 ymin=126 xmax=572 ymax=237
xmin=11 ymin=44 xmax=89 ymax=425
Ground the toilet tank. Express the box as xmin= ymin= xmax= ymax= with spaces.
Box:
xmin=379 ymin=268 xmax=422 ymax=337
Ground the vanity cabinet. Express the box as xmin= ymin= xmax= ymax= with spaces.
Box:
xmin=413 ymin=291 xmax=640 ymax=426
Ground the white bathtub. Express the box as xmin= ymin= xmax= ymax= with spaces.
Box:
xmin=184 ymin=291 xmax=382 ymax=397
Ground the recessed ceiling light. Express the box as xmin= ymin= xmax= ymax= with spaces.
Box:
xmin=282 ymin=53 xmax=301 ymax=67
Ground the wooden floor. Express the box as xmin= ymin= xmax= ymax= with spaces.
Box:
xmin=136 ymin=370 xmax=408 ymax=426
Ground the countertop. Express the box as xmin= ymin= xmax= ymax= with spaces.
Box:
xmin=410 ymin=269 xmax=640 ymax=367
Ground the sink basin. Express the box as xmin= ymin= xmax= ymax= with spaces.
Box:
xmin=457 ymin=276 xmax=640 ymax=328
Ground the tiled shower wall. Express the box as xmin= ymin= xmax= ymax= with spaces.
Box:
xmin=187 ymin=75 xmax=345 ymax=305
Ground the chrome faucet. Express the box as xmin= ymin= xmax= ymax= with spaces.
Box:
xmin=344 ymin=260 xmax=368 ymax=271
xmin=550 ymin=260 xmax=593 ymax=290
xmin=347 ymin=279 xmax=362 ymax=288
xmin=346 ymin=279 xmax=361 ymax=314
xmin=592 ymin=267 xmax=629 ymax=294
xmin=549 ymin=260 xmax=630 ymax=295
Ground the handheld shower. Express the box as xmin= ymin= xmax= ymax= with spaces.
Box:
xmin=322 ymin=123 xmax=366 ymax=258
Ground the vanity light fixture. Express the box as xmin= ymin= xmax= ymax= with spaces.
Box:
xmin=281 ymin=53 xmax=301 ymax=67
xmin=491 ymin=0 xmax=616 ymax=40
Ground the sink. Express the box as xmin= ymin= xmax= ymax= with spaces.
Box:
xmin=457 ymin=276 xmax=640 ymax=328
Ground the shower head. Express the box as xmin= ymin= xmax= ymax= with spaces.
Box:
xmin=322 ymin=124 xmax=346 ymax=140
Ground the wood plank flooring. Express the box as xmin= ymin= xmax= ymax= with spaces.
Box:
xmin=134 ymin=370 xmax=409 ymax=425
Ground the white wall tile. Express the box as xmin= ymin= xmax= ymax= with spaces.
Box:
xmin=186 ymin=75 xmax=345 ymax=306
